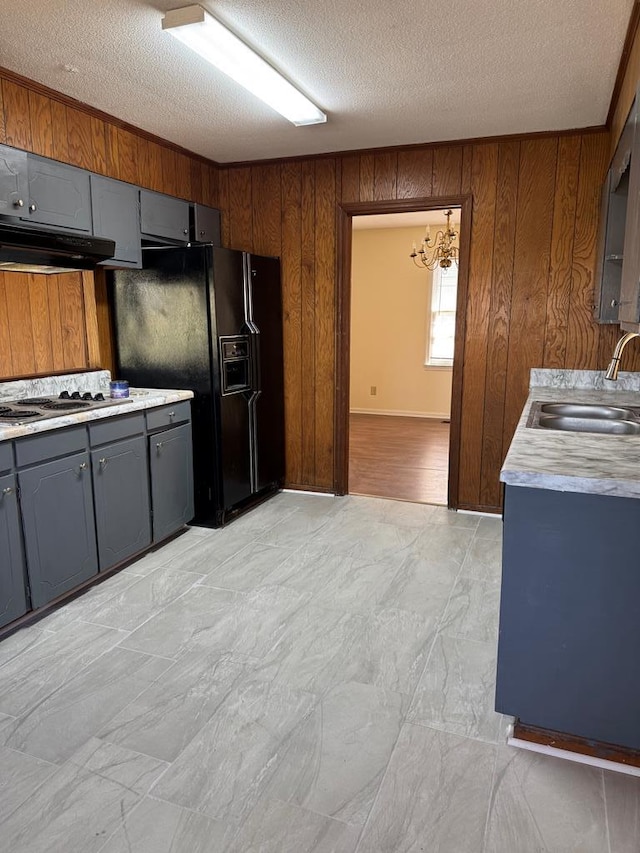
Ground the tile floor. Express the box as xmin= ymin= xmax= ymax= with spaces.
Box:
xmin=0 ymin=492 xmax=638 ymax=852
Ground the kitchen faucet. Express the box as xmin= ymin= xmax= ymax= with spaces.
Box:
xmin=605 ymin=332 xmax=640 ymax=380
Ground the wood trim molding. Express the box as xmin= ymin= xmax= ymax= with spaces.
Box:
xmin=448 ymin=194 xmax=472 ymax=511
xmin=0 ymin=65 xmax=609 ymax=172
xmin=222 ymin=127 xmax=608 ymax=170
xmin=81 ymin=271 xmax=101 ymax=368
xmin=334 ymin=204 xmax=352 ymax=496
xmin=92 ymin=268 xmax=115 ymax=376
xmin=334 ymin=194 xmax=472 ymax=509
xmin=513 ymin=721 xmax=640 ymax=770
xmin=607 ymin=1 xmax=640 ymax=129
xmin=0 ymin=66 xmax=221 ymax=168
xmin=0 ymin=367 xmax=103 ymax=383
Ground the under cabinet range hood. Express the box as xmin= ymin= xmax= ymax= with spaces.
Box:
xmin=0 ymin=222 xmax=115 ymax=274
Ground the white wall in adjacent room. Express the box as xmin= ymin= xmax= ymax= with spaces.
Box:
xmin=350 ymin=226 xmax=453 ymax=418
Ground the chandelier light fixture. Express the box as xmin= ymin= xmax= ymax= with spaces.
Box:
xmin=162 ymin=5 xmax=327 ymax=126
xmin=410 ymin=209 xmax=459 ymax=270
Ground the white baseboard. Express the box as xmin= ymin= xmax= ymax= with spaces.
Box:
xmin=507 ymin=736 xmax=640 ymax=778
xmin=350 ymin=408 xmax=450 ymax=420
xmin=282 ymin=489 xmax=336 ymax=498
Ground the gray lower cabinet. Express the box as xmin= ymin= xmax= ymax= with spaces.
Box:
xmin=0 ymin=474 xmax=28 ymax=629
xmin=149 ymin=422 xmax=194 ymax=542
xmin=91 ymin=175 xmax=142 ymax=268
xmin=0 ymin=402 xmax=194 ymax=631
xmin=140 ymin=189 xmax=190 ymax=243
xmin=18 ymin=451 xmax=98 ymax=609
xmin=495 ymin=484 xmax=640 ymax=750
xmin=91 ymin=435 xmax=151 ymax=570
xmin=25 ymin=155 xmax=92 ymax=232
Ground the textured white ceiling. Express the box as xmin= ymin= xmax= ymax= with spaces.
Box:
xmin=0 ymin=0 xmax=633 ymax=163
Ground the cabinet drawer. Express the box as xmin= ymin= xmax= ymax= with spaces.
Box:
xmin=15 ymin=426 xmax=87 ymax=468
xmin=89 ymin=412 xmax=145 ymax=446
xmin=146 ymin=401 xmax=191 ymax=432
xmin=0 ymin=442 xmax=13 ymax=473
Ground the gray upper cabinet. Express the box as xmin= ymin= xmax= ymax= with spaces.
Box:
xmin=91 ymin=175 xmax=142 ymax=268
xmin=140 ymin=189 xmax=190 ymax=243
xmin=91 ymin=435 xmax=151 ymax=571
xmin=0 ymin=143 xmax=223 ymax=273
xmin=192 ymin=203 xmax=221 ymax=245
xmin=0 ymin=474 xmax=28 ymax=629
xmin=149 ymin=421 xmax=194 ymax=542
xmin=617 ymin=88 xmax=640 ymax=332
xmin=19 ymin=450 xmax=98 ymax=609
xmin=26 ymin=155 xmax=92 ymax=232
xmin=595 ymin=100 xmax=635 ymax=325
xmin=0 ymin=145 xmax=28 ymax=218
xmin=594 ymin=166 xmax=629 ymax=324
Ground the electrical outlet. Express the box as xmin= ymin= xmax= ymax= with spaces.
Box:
xmin=370 ymin=386 xmax=377 ymax=396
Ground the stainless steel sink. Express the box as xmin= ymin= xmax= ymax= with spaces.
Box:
xmin=538 ymin=414 xmax=640 ymax=435
xmin=540 ymin=402 xmax=637 ymax=420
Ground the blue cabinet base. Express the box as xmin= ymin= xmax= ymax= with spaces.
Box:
xmin=496 ymin=485 xmax=640 ymax=751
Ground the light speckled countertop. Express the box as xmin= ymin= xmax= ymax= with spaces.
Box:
xmin=0 ymin=370 xmax=193 ymax=442
xmin=501 ymin=369 xmax=640 ymax=499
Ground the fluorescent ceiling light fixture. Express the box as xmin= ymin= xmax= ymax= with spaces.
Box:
xmin=162 ymin=5 xmax=327 ymax=126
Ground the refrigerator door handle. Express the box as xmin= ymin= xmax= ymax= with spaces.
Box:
xmin=251 ymin=331 xmax=262 ymax=393
xmin=244 ymin=252 xmax=260 ymax=335
xmin=247 ymin=389 xmax=260 ymax=493
xmin=243 ymin=254 xmax=260 ymax=334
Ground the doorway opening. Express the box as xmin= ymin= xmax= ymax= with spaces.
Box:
xmin=334 ymin=196 xmax=471 ymax=509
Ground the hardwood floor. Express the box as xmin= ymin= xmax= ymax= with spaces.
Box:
xmin=348 ymin=413 xmax=450 ymax=505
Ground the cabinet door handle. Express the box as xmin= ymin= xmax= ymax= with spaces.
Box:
xmin=199 ymin=230 xmax=205 ymax=237
xmin=98 ymin=458 xmax=107 ymax=467
xmin=2 ymin=487 xmax=13 ymax=496
xmin=78 ymin=462 xmax=87 ymax=472
xmin=28 ymin=203 xmax=37 ymax=213
xmin=168 ymin=411 xmax=175 ymax=417
xmin=156 ymin=442 xmax=163 ymax=451
xmin=183 ymin=229 xmax=188 ymax=235
xmin=13 ymin=198 xmax=24 ymax=208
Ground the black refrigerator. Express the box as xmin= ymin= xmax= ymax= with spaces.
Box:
xmin=110 ymin=244 xmax=285 ymax=526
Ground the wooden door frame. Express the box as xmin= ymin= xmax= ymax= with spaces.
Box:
xmin=334 ymin=194 xmax=473 ymax=508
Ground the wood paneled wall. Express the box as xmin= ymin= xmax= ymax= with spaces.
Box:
xmin=218 ymin=130 xmax=630 ymax=509
xmin=0 ymin=271 xmax=92 ymax=376
xmin=0 ymin=70 xmax=220 ymax=380
xmin=0 ymin=69 xmax=628 ymax=511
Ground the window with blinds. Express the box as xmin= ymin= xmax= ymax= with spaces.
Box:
xmin=426 ymin=264 xmax=457 ymax=367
